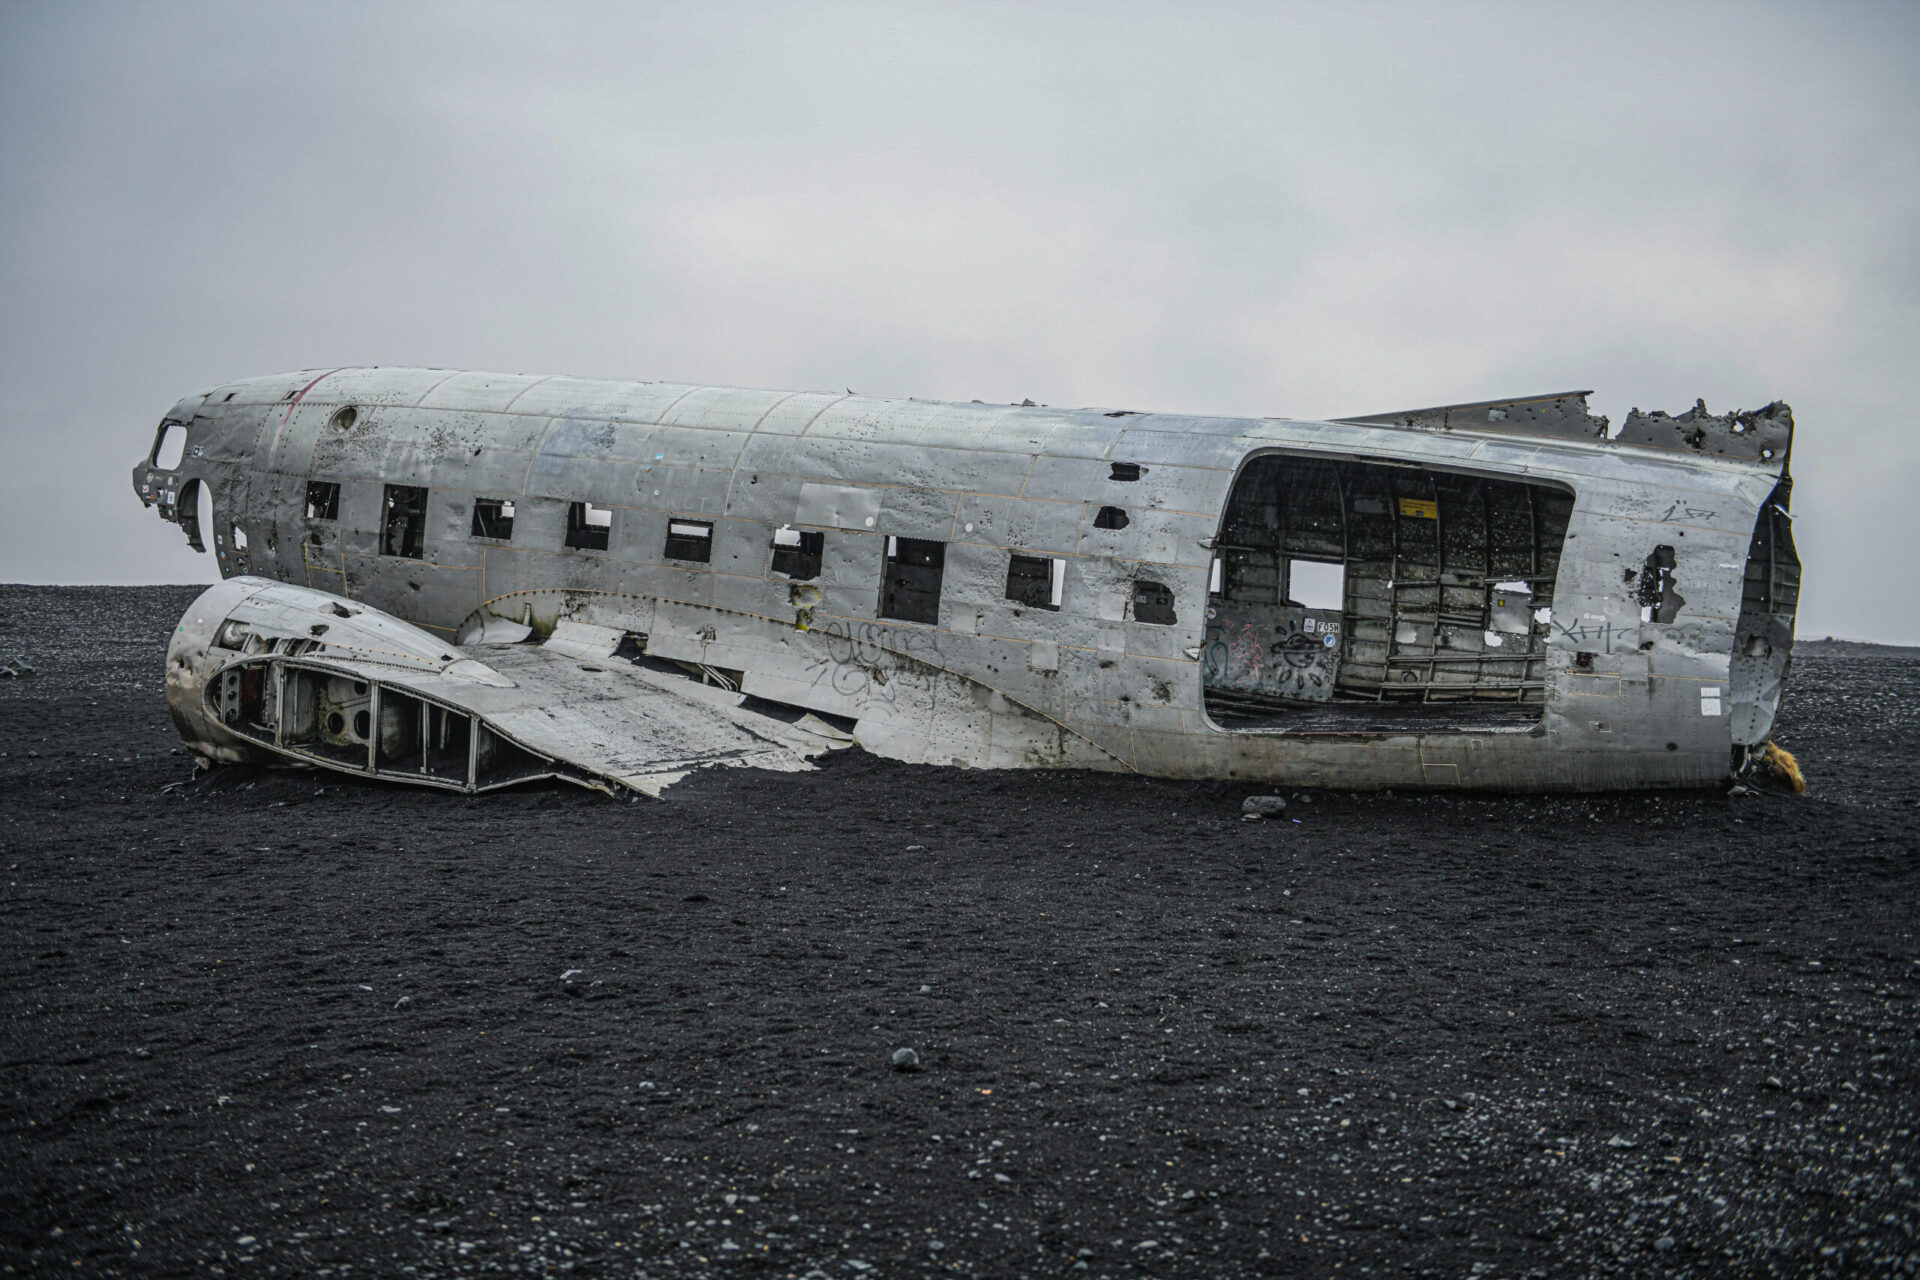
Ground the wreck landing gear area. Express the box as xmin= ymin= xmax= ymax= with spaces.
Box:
xmin=2 ymin=587 xmax=1915 ymax=1279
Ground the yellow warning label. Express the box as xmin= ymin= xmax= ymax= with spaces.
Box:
xmin=1398 ymin=497 xmax=1439 ymax=519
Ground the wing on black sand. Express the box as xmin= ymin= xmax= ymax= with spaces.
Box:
xmin=165 ymin=578 xmax=851 ymax=796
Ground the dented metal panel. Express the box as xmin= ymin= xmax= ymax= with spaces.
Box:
xmin=134 ymin=371 xmax=1802 ymax=793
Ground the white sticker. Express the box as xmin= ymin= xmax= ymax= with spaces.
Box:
xmin=1303 ymin=617 xmax=1316 ymax=633
xmin=1701 ymin=686 xmax=1722 ymax=716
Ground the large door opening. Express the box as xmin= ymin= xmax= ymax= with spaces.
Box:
xmin=1204 ymin=453 xmax=1573 ymax=731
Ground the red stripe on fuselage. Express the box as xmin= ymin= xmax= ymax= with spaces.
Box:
xmin=268 ymin=368 xmax=346 ymax=469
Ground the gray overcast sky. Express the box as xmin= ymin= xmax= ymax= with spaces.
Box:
xmin=4 ymin=1 xmax=1917 ymax=640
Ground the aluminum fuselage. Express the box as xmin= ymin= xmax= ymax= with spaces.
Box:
xmin=133 ymin=368 xmax=1799 ymax=790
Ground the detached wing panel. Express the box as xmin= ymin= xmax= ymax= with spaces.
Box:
xmin=168 ymin=578 xmax=844 ymax=796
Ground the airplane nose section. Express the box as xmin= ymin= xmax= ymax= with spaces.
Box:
xmin=133 ymin=411 xmax=210 ymax=551
xmin=134 ymin=417 xmax=188 ymax=505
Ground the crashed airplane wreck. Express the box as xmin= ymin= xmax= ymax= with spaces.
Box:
xmin=133 ymin=368 xmax=1800 ymax=795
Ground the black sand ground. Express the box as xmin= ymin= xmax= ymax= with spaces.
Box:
xmin=2 ymin=585 xmax=1915 ymax=1279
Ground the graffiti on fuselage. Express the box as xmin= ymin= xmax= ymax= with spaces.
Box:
xmin=804 ymin=617 xmax=946 ymax=706
xmin=1550 ymin=615 xmax=1633 ymax=653
xmin=1203 ymin=606 xmax=1340 ymax=701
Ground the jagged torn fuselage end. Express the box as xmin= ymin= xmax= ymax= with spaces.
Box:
xmin=169 ymin=578 xmax=850 ymax=796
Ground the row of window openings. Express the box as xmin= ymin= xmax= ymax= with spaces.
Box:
xmin=312 ymin=482 xmax=1136 ymax=552
xmin=885 ymin=536 xmax=1174 ymax=626
xmin=308 ymin=484 xmax=626 ymax=560
xmin=476 ymin=495 xmax=624 ymax=553
xmin=311 ymin=482 xmax=1175 ymax=626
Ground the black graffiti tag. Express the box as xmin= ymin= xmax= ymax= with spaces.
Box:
xmin=804 ymin=617 xmax=945 ymax=705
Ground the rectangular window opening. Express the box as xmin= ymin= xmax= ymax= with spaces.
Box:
xmin=381 ymin=485 xmax=428 ymax=559
xmin=663 ymin=517 xmax=712 ymax=562
xmin=880 ymin=536 xmax=945 ymax=625
xmin=153 ymin=423 xmax=188 ymax=470
xmin=1287 ymin=559 xmax=1345 ymax=611
xmin=471 ymin=497 xmax=516 ymax=541
xmin=769 ymin=526 xmax=823 ymax=579
xmin=566 ymin=501 xmax=612 ymax=551
xmin=305 ymin=481 xmax=340 ymax=521
xmin=1005 ymin=553 xmax=1065 ymax=611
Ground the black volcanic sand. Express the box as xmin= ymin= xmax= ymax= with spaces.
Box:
xmin=2 ymin=585 xmax=1916 ymax=1279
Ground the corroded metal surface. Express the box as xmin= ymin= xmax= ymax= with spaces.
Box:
xmin=134 ymin=370 xmax=1801 ymax=791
